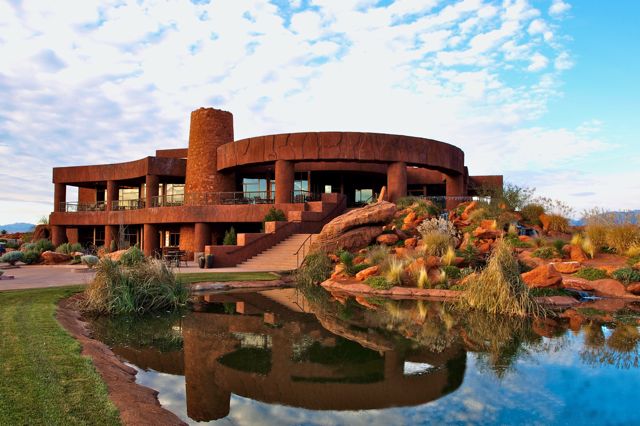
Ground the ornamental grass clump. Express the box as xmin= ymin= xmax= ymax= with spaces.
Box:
xmin=296 ymin=251 xmax=332 ymax=287
xmin=605 ymin=224 xmax=640 ymax=254
xmin=81 ymin=258 xmax=188 ymax=315
xmin=460 ymin=240 xmax=542 ymax=317
xmin=385 ymin=257 xmax=406 ymax=286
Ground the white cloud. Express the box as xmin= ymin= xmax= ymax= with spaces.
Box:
xmin=0 ymin=0 xmax=618 ymax=223
xmin=527 ymin=52 xmax=549 ymax=71
xmin=549 ymin=0 xmax=571 ymax=17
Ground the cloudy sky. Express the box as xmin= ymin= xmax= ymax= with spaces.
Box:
xmin=0 ymin=0 xmax=638 ymax=224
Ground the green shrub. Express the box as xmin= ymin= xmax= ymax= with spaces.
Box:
xmin=296 ymin=251 xmax=332 ymax=287
xmin=21 ymin=243 xmax=36 ymax=251
xmin=532 ymin=247 xmax=556 ymax=259
xmin=81 ymin=258 xmax=188 ymax=315
xmin=628 ymin=256 xmax=640 ymax=267
xmin=263 ymin=207 xmax=286 ymax=222
xmin=365 ymin=245 xmax=390 ymax=265
xmin=119 ymin=246 xmax=144 ymax=267
xmin=56 ymin=242 xmax=83 ymax=255
xmin=504 ymin=233 xmax=531 ymax=248
xmin=442 ymin=265 xmax=462 ymax=280
xmin=552 ymin=239 xmax=566 ymax=255
xmin=22 ymin=250 xmax=41 ymax=265
xmin=611 ymin=267 xmax=640 ymax=285
xmin=223 ymin=227 xmax=237 ymax=245
xmin=34 ymin=239 xmax=55 ymax=253
xmin=365 ymin=276 xmax=393 ymax=290
xmin=1 ymin=251 xmax=24 ymax=265
xmin=81 ymin=255 xmax=100 ymax=269
xmin=575 ymin=267 xmax=608 ymax=281
xmin=521 ymin=203 xmax=545 ymax=226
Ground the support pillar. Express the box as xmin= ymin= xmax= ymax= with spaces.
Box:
xmin=51 ymin=226 xmax=66 ymax=246
xmin=275 ymin=159 xmax=294 ymax=204
xmin=194 ymin=223 xmax=211 ymax=253
xmin=106 ymin=180 xmax=118 ymax=211
xmin=387 ymin=161 xmax=407 ymax=203
xmin=105 ymin=225 xmax=118 ymax=250
xmin=445 ymin=173 xmax=465 ymax=211
xmin=145 ymin=174 xmax=159 ymax=208
xmin=143 ymin=223 xmax=159 ymax=257
xmin=54 ymin=183 xmax=66 ymax=212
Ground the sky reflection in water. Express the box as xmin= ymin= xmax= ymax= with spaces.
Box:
xmin=91 ymin=289 xmax=640 ymax=426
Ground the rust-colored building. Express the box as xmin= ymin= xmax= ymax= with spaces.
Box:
xmin=49 ymin=107 xmax=502 ymax=260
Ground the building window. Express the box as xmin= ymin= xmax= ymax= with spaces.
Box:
xmin=160 ymin=184 xmax=184 ymax=204
xmin=162 ymin=230 xmax=180 ymax=248
xmin=355 ymin=189 xmax=373 ymax=203
xmin=119 ymin=187 xmax=140 ymax=201
xmin=324 ymin=185 xmax=332 ymax=193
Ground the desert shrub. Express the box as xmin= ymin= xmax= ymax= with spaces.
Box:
xmin=521 ymin=203 xmax=545 ymax=226
xmin=442 ymin=265 xmax=462 ymax=280
xmin=365 ymin=245 xmax=390 ymax=265
xmin=585 ymin=224 xmax=608 ymax=249
xmin=385 ymin=258 xmax=406 ymax=286
xmin=421 ymin=233 xmax=454 ymax=257
xmin=296 ymin=251 xmax=332 ymax=287
xmin=532 ymin=247 xmax=556 ymax=259
xmin=22 ymin=250 xmax=41 ymax=265
xmin=441 ymin=246 xmax=456 ymax=266
xmin=497 ymin=183 xmax=535 ymax=211
xmin=223 ymin=227 xmax=237 ymax=245
xmin=119 ymin=246 xmax=144 ymax=267
xmin=263 ymin=207 xmax=286 ymax=222
xmin=552 ymin=239 xmax=566 ymax=255
xmin=416 ymin=268 xmax=430 ymax=289
xmin=337 ymin=249 xmax=370 ymax=276
xmin=468 ymin=208 xmax=490 ymax=223
xmin=365 ymin=276 xmax=393 ymax=290
xmin=21 ymin=243 xmax=36 ymax=251
xmin=56 ymin=242 xmax=83 ymax=255
xmin=605 ymin=224 xmax=640 ymax=254
xmin=611 ymin=268 xmax=640 ymax=285
xmin=546 ymin=214 xmax=570 ymax=233
xmin=81 ymin=255 xmax=100 ymax=269
xmin=504 ymin=233 xmax=532 ymax=248
xmin=627 ymin=256 xmax=640 ymax=267
xmin=626 ymin=244 xmax=640 ymax=258
xmin=575 ymin=267 xmax=608 ymax=281
xmin=34 ymin=239 xmax=55 ymax=253
xmin=396 ymin=197 xmax=440 ymax=217
xmin=81 ymin=258 xmax=188 ymax=315
xmin=418 ymin=217 xmax=460 ymax=242
xmin=1 ymin=251 xmax=24 ymax=265
xmin=460 ymin=240 xmax=542 ymax=317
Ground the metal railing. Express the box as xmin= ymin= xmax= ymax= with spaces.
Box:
xmin=111 ymin=199 xmax=146 ymax=211
xmin=294 ymin=234 xmax=316 ymax=269
xmin=151 ymin=194 xmax=185 ymax=207
xmin=418 ymin=195 xmax=492 ymax=211
xmin=60 ymin=201 xmax=106 ymax=212
xmin=291 ymin=190 xmax=321 ymax=203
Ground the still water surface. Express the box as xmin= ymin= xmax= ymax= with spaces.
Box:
xmin=90 ymin=288 xmax=640 ymax=425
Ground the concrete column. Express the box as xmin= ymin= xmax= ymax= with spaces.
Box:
xmin=275 ymin=159 xmax=294 ymax=204
xmin=145 ymin=174 xmax=159 ymax=208
xmin=445 ymin=173 xmax=465 ymax=211
xmin=51 ymin=226 xmax=66 ymax=246
xmin=194 ymin=223 xmax=211 ymax=253
xmin=387 ymin=161 xmax=407 ymax=203
xmin=143 ymin=223 xmax=159 ymax=257
xmin=54 ymin=183 xmax=66 ymax=212
xmin=106 ymin=180 xmax=118 ymax=211
xmin=105 ymin=225 xmax=118 ymax=250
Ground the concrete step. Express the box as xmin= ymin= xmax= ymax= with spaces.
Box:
xmin=237 ymin=233 xmax=316 ymax=271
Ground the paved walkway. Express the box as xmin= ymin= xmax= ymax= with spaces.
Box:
xmin=0 ymin=264 xmax=282 ymax=291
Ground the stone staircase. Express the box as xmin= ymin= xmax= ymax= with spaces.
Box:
xmin=237 ymin=233 xmax=316 ymax=271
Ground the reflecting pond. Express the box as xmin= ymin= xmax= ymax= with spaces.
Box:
xmin=89 ymin=287 xmax=640 ymax=425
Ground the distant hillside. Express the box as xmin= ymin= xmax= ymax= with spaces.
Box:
xmin=0 ymin=223 xmax=36 ymax=233
xmin=572 ymin=210 xmax=640 ymax=227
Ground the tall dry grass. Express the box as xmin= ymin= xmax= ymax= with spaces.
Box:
xmin=459 ymin=239 xmax=543 ymax=317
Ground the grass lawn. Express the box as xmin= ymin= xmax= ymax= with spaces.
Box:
xmin=177 ymin=271 xmax=280 ymax=284
xmin=0 ymin=286 xmax=121 ymax=426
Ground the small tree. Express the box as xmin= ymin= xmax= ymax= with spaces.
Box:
xmin=223 ymin=227 xmax=237 ymax=245
xmin=0 ymin=229 xmax=7 ymax=235
xmin=263 ymin=207 xmax=286 ymax=222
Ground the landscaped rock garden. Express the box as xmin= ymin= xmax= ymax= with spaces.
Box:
xmin=302 ymin=191 xmax=640 ymax=317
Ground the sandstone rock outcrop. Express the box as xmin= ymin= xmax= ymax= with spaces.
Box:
xmin=313 ymin=201 xmax=396 ymax=252
xmin=550 ymin=261 xmax=581 ymax=274
xmin=376 ymin=233 xmax=399 ymax=245
xmin=41 ymin=251 xmax=72 ymax=264
xmin=521 ymin=264 xmax=562 ymax=288
xmin=355 ymin=265 xmax=380 ymax=281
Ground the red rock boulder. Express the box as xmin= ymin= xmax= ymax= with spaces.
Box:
xmin=521 ymin=264 xmax=563 ymax=288
xmin=569 ymin=245 xmax=588 ymax=263
xmin=376 ymin=233 xmax=399 ymax=245
xmin=41 ymin=251 xmax=72 ymax=265
xmin=550 ymin=261 xmax=581 ymax=274
xmin=355 ymin=265 xmax=380 ymax=281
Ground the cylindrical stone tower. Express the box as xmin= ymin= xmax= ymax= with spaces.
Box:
xmin=185 ymin=108 xmax=236 ymax=197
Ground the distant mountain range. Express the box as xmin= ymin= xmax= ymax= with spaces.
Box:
xmin=0 ymin=223 xmax=36 ymax=233
xmin=571 ymin=210 xmax=640 ymax=227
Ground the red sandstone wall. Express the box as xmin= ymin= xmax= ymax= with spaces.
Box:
xmin=185 ymin=108 xmax=235 ymax=194
xmin=78 ymin=188 xmax=96 ymax=203
xmin=180 ymin=225 xmax=195 ymax=255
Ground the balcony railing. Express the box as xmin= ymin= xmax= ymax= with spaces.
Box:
xmin=292 ymin=190 xmax=321 ymax=203
xmin=151 ymin=194 xmax=185 ymax=207
xmin=111 ymin=199 xmax=146 ymax=211
xmin=60 ymin=201 xmax=106 ymax=212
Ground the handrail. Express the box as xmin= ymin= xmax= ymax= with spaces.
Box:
xmin=294 ymin=233 xmax=315 ymax=269
xmin=111 ymin=199 xmax=145 ymax=211
xmin=59 ymin=201 xmax=106 ymax=212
